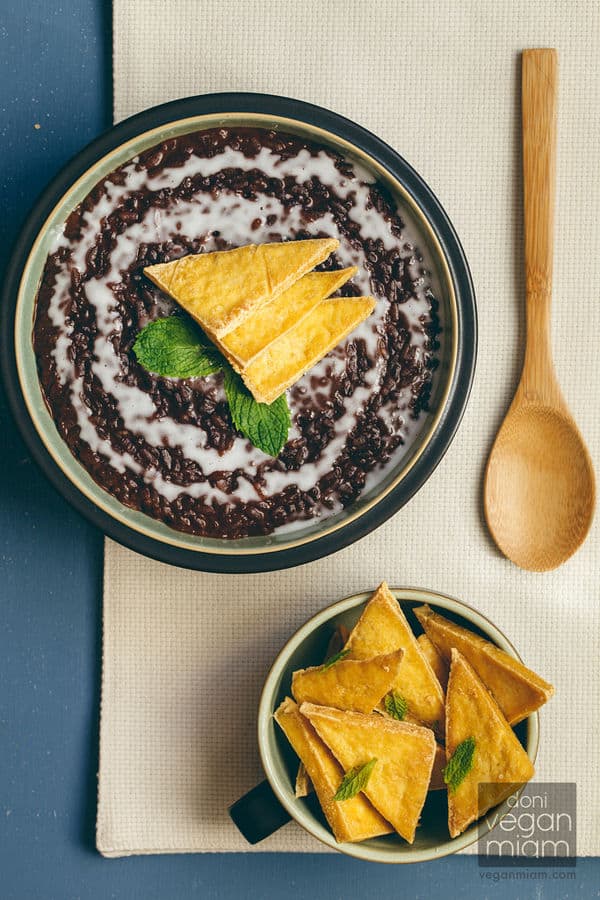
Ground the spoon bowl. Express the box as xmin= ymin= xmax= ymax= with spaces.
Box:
xmin=485 ymin=402 xmax=595 ymax=571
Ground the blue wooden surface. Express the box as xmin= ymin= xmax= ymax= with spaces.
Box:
xmin=0 ymin=2 xmax=596 ymax=897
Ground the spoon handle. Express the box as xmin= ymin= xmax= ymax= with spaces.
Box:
xmin=521 ymin=48 xmax=559 ymax=404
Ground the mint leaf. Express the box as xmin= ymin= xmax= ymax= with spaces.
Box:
xmin=133 ymin=316 xmax=225 ymax=378
xmin=384 ymin=691 xmax=408 ymax=721
xmin=224 ymin=368 xmax=290 ymax=457
xmin=133 ymin=316 xmax=291 ymax=456
xmin=333 ymin=759 xmax=377 ymax=802
xmin=443 ymin=737 xmax=476 ymax=793
xmin=321 ymin=648 xmax=350 ymax=671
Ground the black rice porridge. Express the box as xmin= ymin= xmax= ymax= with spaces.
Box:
xmin=33 ymin=127 xmax=441 ymax=539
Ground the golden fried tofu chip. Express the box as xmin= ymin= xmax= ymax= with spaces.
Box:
xmin=417 ymin=634 xmax=449 ymax=691
xmin=345 ymin=583 xmax=445 ymax=735
xmin=445 ymin=650 xmax=535 ymax=838
xmin=274 ymin=698 xmax=392 ymax=843
xmin=326 ymin=623 xmax=350 ymax=659
xmin=429 ymin=743 xmax=447 ymax=791
xmin=294 ymin=623 xmax=351 ymax=797
xmin=292 ymin=650 xmax=403 ymax=714
xmin=294 ymin=762 xmax=311 ymax=798
xmin=144 ymin=238 xmax=338 ymax=338
xmin=414 ymin=605 xmax=553 ymax=726
xmin=301 ymin=703 xmax=436 ymax=844
xmin=221 ymin=267 xmax=357 ymax=367
xmin=241 ymin=296 xmax=375 ymax=404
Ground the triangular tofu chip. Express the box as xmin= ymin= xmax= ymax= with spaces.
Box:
xmin=345 ymin=583 xmax=445 ymax=735
xmin=274 ymin=698 xmax=392 ymax=843
xmin=301 ymin=702 xmax=436 ymax=844
xmin=241 ymin=295 xmax=375 ymax=404
xmin=429 ymin=742 xmax=447 ymax=791
xmin=414 ymin=605 xmax=553 ymax=725
xmin=294 ymin=623 xmax=351 ymax=798
xmin=292 ymin=650 xmax=403 ymax=714
xmin=144 ymin=238 xmax=338 ymax=338
xmin=445 ymin=650 xmax=535 ymax=838
xmin=221 ymin=267 xmax=357 ymax=367
xmin=417 ymin=633 xmax=449 ymax=691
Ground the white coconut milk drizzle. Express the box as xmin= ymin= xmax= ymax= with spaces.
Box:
xmin=45 ymin=144 xmax=433 ymax=509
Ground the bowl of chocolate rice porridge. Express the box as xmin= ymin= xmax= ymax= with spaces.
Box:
xmin=2 ymin=94 xmax=476 ymax=572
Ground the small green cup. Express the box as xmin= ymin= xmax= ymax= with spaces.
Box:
xmin=230 ymin=587 xmax=539 ymax=863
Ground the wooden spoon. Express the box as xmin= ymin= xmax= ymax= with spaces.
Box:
xmin=484 ymin=49 xmax=595 ymax=571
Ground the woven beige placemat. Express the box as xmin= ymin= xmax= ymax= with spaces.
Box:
xmin=97 ymin=0 xmax=600 ymax=856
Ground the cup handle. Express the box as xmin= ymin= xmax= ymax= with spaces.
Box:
xmin=229 ymin=779 xmax=292 ymax=844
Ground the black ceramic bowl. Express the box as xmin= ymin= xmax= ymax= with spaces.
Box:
xmin=1 ymin=93 xmax=476 ymax=573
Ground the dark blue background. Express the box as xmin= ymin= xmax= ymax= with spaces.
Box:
xmin=0 ymin=2 xmax=595 ymax=897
